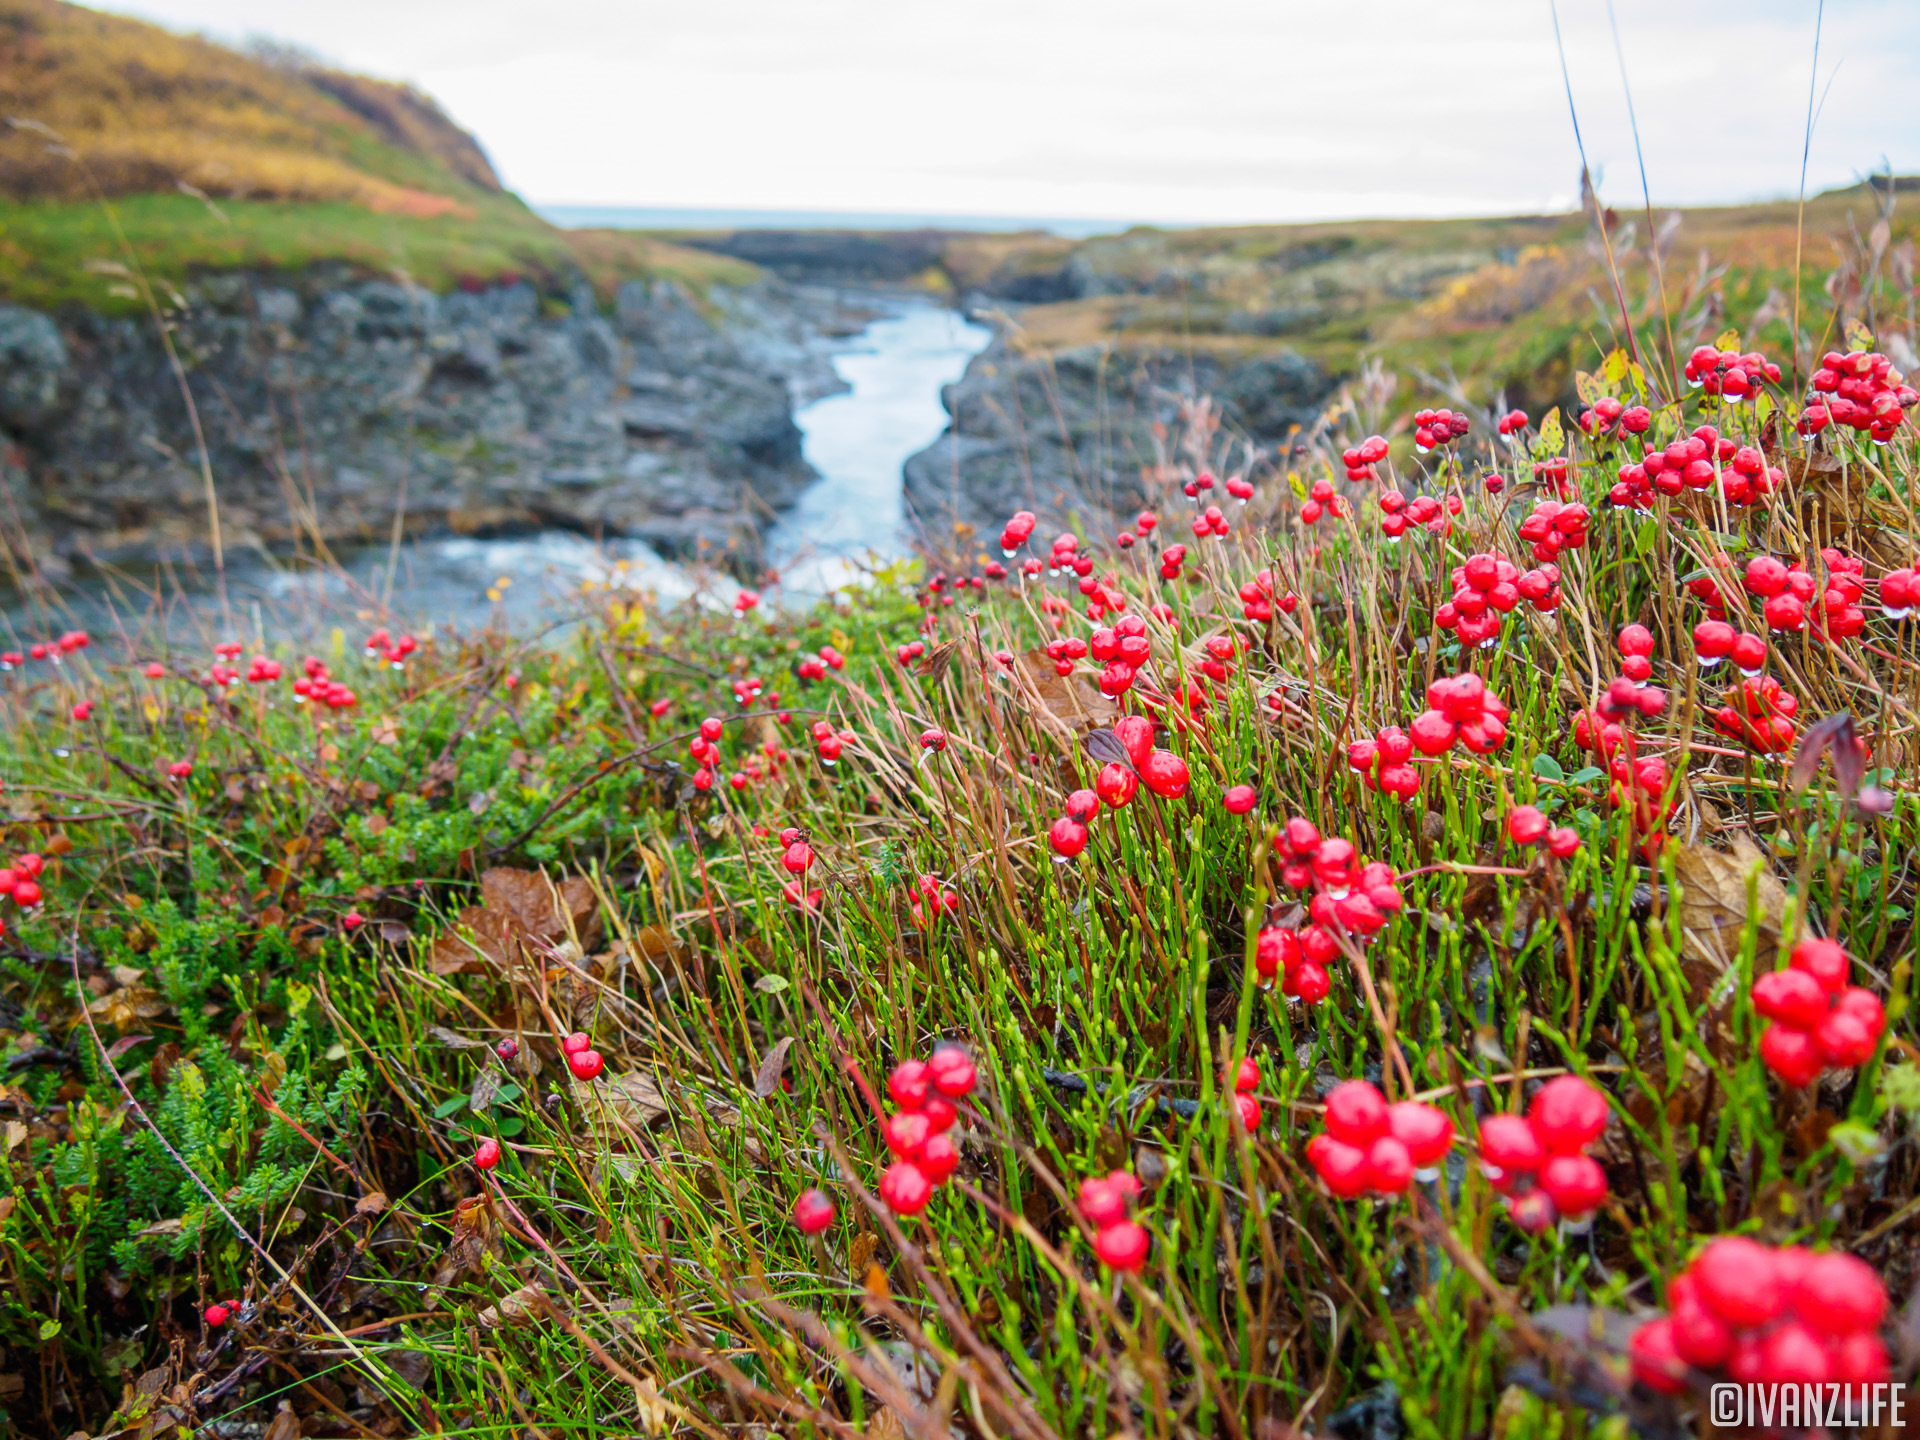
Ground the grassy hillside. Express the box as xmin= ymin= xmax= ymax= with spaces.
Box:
xmin=0 ymin=0 xmax=764 ymax=311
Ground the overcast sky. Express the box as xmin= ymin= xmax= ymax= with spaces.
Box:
xmin=93 ymin=0 xmax=1920 ymax=225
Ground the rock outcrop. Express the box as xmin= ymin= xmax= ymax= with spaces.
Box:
xmin=0 ymin=272 xmax=866 ymax=578
xmin=903 ymin=339 xmax=1335 ymax=542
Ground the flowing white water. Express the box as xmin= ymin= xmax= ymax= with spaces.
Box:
xmin=767 ymin=300 xmax=993 ymax=602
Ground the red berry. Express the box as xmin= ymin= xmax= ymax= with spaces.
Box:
xmin=1138 ymin=750 xmax=1191 ymax=799
xmin=888 ymin=1059 xmax=933 ymax=1110
xmin=1750 ymin=967 xmax=1829 ymax=1029
xmin=918 ymin=1130 xmax=960 ymax=1184
xmin=884 ymin=1110 xmax=931 ymax=1161
xmin=1386 ymin=1101 xmax=1454 ymax=1169
xmin=1693 ymin=1237 xmax=1784 ymax=1327
xmin=495 ymin=1037 xmax=518 ymax=1061
xmin=205 ymin=1303 xmax=231 ymax=1329
xmin=1048 ymin=816 xmax=1090 ymax=858
xmin=1364 ymin=1135 xmax=1413 ymax=1194
xmin=1629 ymin=1317 xmax=1687 ymax=1394
xmin=1305 ymin=1134 xmax=1371 ymax=1197
xmin=1545 ymin=826 xmax=1581 ymax=858
xmin=879 ymin=1161 xmax=932 ymax=1214
xmin=561 ymin=1031 xmax=591 ymax=1055
xmin=928 ymin=1046 xmax=977 ymax=1098
xmin=1757 ymin=1321 xmax=1831 ymax=1385
xmin=568 ymin=1048 xmax=604 ymax=1081
xmin=476 ymin=1138 xmax=501 ymax=1170
xmin=1093 ymin=1219 xmax=1150 ymax=1271
xmin=1095 ymin=762 xmax=1138 ymax=808
xmin=1759 ymin=1022 xmax=1823 ymax=1087
xmin=1794 ymin=1250 xmax=1887 ymax=1334
xmin=1477 ymin=1114 xmax=1544 ymax=1177
xmin=1233 ymin=1091 xmax=1262 ymax=1134
xmin=1078 ymin=1175 xmax=1128 ymax=1226
xmin=1506 ymin=805 xmax=1549 ymax=845
xmin=1539 ymin=1153 xmax=1608 ymax=1217
xmin=1222 ymin=784 xmax=1257 ymax=815
xmin=1527 ymin=1075 xmax=1609 ymax=1154
xmin=1323 ymin=1080 xmax=1389 ymax=1145
xmin=1228 ymin=1056 xmax=1261 ymax=1093
xmin=793 ymin=1188 xmax=836 ymax=1234
xmin=1113 ymin=714 xmax=1155 ymax=767
xmin=1789 ymin=937 xmax=1849 ymax=993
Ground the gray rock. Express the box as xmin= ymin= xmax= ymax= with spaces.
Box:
xmin=902 ymin=337 xmax=1337 ymax=542
xmin=0 ymin=304 xmax=68 ymax=430
xmin=0 ymin=270 xmax=843 ymax=573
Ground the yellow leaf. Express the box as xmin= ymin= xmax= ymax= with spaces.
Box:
xmin=142 ymin=702 xmax=160 ymax=723
xmin=1574 ymin=370 xmax=1605 ymax=406
xmin=1600 ymin=347 xmax=1630 ymax=386
xmin=1714 ymin=328 xmax=1741 ymax=353
xmin=1532 ymin=408 xmax=1564 ymax=458
xmin=1844 ymin=317 xmax=1874 ymax=353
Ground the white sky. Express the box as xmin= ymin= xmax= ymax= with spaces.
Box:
xmin=89 ymin=0 xmax=1920 ymax=225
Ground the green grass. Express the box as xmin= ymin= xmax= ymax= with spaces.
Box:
xmin=0 ymin=315 xmax=1917 ymax=1436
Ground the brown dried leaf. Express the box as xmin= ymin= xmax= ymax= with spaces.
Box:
xmin=429 ymin=1195 xmax=496 ymax=1288
xmin=262 ymin=1403 xmax=301 ymax=1440
xmin=476 ymin=1283 xmax=553 ymax=1329
xmin=862 ymin=1262 xmax=892 ymax=1303
xmin=427 ymin=1027 xmax=491 ymax=1051
xmin=353 ymin=1191 xmax=388 ymax=1219
xmin=753 ymin=1037 xmax=794 ymax=1099
xmin=470 ymin=1067 xmax=503 ymax=1112
xmin=430 ymin=867 xmax=604 ymax=975
xmin=598 ymin=1069 xmax=671 ymax=1126
xmin=1010 ymin=649 xmax=1118 ymax=739
xmin=848 ymin=1231 xmax=878 ymax=1273
xmin=1673 ymin=835 xmax=1786 ymax=976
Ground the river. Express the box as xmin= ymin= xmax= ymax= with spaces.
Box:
xmin=4 ymin=293 xmax=990 ymax=646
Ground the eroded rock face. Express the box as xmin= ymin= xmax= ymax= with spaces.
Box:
xmin=0 ymin=271 xmax=852 ymax=575
xmin=903 ymin=339 xmax=1334 ymax=542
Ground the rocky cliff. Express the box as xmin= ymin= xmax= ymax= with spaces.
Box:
xmin=902 ymin=339 xmax=1335 ymax=542
xmin=0 ymin=273 xmax=870 ymax=579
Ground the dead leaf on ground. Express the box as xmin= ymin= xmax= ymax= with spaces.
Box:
xmin=753 ymin=1037 xmax=794 ymax=1098
xmin=430 ymin=867 xmax=604 ymax=976
xmin=428 ymin=1195 xmax=497 ymax=1290
xmin=354 ymin=1191 xmax=388 ymax=1219
xmin=87 ymin=985 xmax=170 ymax=1033
xmin=1672 ymin=835 xmax=1786 ymax=979
xmin=428 ymin=1027 xmax=491 ymax=1051
xmin=476 ymin=1283 xmax=556 ymax=1329
xmin=1010 ymin=649 xmax=1118 ymax=739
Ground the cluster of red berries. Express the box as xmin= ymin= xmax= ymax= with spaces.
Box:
xmin=1515 ymin=500 xmax=1590 ymax=563
xmin=1055 ymin=718 xmax=1190 ymax=858
xmin=1223 ymin=474 xmax=1255 ymax=502
xmin=1412 ymin=408 xmax=1469 ymax=452
xmin=795 ymin=644 xmax=846 ymax=682
xmin=1000 ymin=510 xmax=1037 ymax=555
xmin=1078 ymin=1169 xmax=1150 ymax=1270
xmin=364 ymin=629 xmax=420 ymax=668
xmin=1306 ymin=1080 xmax=1454 ymax=1197
xmin=878 ymin=1047 xmax=977 ymax=1215
xmin=1089 ymin=614 xmax=1153 ymax=696
xmin=1224 ymin=1055 xmax=1265 ymax=1133
xmin=1048 ymin=532 xmax=1094 ymax=579
xmin=1298 ymin=478 xmax=1349 ymax=527
xmin=2 ymin=630 xmax=91 ymax=669
xmin=1434 ymin=553 xmax=1561 ymax=649
xmin=1255 ymin=819 xmax=1404 ymax=1000
xmin=733 ymin=589 xmax=760 ymax=615
xmin=1409 ymin=673 xmax=1510 ymax=756
xmin=1572 ymin=683 xmax=1663 ymax=755
xmin=1744 ymin=552 xmax=1866 ymax=637
xmin=729 ymin=676 xmax=776 ymax=710
xmin=0 ymin=853 xmax=46 ymax=920
xmin=1157 ymin=542 xmax=1189 ymax=582
xmin=1236 ymin=568 xmax=1299 ymax=623
xmin=1751 ymin=938 xmax=1886 ymax=1087
xmin=1630 ymin=1237 xmax=1889 ymax=1394
xmin=1802 ymin=348 xmax=1918 ymax=442
xmin=1191 ymin=503 xmax=1232 ymax=538
xmin=1477 ymin=1075 xmax=1611 ymax=1231
xmin=1613 ymin=426 xmax=1784 ymax=510
xmin=1346 ymin=725 xmax=1422 ymax=801
xmin=1504 ymin=805 xmax=1580 ymax=858
xmin=775 ymin=825 xmax=824 ymax=910
xmin=560 ymin=1030 xmax=604 ymax=1082
xmin=1690 ymin=621 xmax=1767 ymax=674
xmin=1377 ymin=490 xmax=1454 ymax=541
xmin=1712 ymin=674 xmax=1799 ymax=756
xmin=1881 ymin=562 xmax=1920 ymax=618
xmin=1573 ymin=396 xmax=1653 ymax=439
xmin=1340 ymin=435 xmax=1390 ymax=482
xmin=292 ymin=657 xmax=358 ymax=710
xmin=1684 ymin=344 xmax=1780 ymax=402
xmin=906 ymin=872 xmax=960 ymax=927
xmin=1494 ymin=409 xmax=1529 ymax=437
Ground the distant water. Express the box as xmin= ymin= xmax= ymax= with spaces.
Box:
xmin=538 ymin=204 xmax=1131 ymax=240
xmin=3 ymin=295 xmax=989 ymax=646
xmin=768 ymin=300 xmax=993 ymax=601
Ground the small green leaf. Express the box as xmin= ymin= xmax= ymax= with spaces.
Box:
xmin=493 ymin=1083 xmax=522 ymax=1105
xmin=495 ymin=1116 xmax=525 ymax=1138
xmin=1531 ymin=754 xmax=1566 ymax=782
xmin=754 ymin=974 xmax=790 ymax=995
xmin=1567 ymin=767 xmax=1606 ymax=786
xmin=433 ymin=1095 xmax=467 ymax=1119
xmin=1827 ymin=1121 xmax=1885 ymax=1164
xmin=38 ymin=1319 xmax=59 ymax=1341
